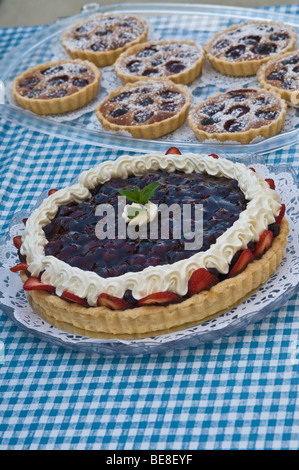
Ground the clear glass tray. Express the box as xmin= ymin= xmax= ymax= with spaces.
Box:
xmin=1 ymin=158 xmax=298 ymax=356
xmin=1 ymin=2 xmax=299 ymax=155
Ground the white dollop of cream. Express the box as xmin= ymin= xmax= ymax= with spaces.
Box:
xmin=122 ymin=201 xmax=158 ymax=226
xmin=21 ymin=152 xmax=282 ymax=302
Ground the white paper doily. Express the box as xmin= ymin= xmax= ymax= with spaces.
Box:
xmin=0 ymin=160 xmax=298 ymax=355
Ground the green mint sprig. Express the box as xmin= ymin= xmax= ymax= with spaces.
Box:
xmin=118 ymin=181 xmax=159 ymax=206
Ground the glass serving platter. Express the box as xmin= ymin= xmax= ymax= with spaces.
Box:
xmin=0 ymin=158 xmax=298 ymax=356
xmin=1 ymin=2 xmax=299 ymax=155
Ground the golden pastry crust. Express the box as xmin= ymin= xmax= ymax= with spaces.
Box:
xmin=20 ymin=218 xmax=289 ymax=339
xmin=188 ymin=88 xmax=287 ymax=144
xmin=11 ymin=59 xmax=101 ymax=115
xmin=258 ymin=50 xmax=299 ymax=104
xmin=95 ymin=80 xmax=191 ymax=139
xmin=62 ymin=14 xmax=148 ymax=67
xmin=114 ymin=39 xmax=205 ymax=85
xmin=204 ymin=21 xmax=296 ymax=77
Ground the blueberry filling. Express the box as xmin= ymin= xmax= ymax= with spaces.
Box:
xmin=269 ymin=32 xmax=289 ymax=42
xmin=201 ymin=104 xmax=225 ymax=116
xmin=44 ymin=171 xmax=248 ymax=278
xmin=225 ymin=45 xmax=246 ymax=60
xmin=110 ymin=92 xmax=132 ymax=102
xmin=226 ymin=105 xmax=250 ymax=118
xmin=252 ymin=42 xmax=277 ymax=55
xmin=126 ymin=60 xmax=143 ymax=73
xmin=282 ymin=56 xmax=299 ymax=65
xmin=18 ymin=77 xmax=40 ymax=89
xmin=72 ymin=78 xmax=89 ymax=87
xmin=255 ymin=109 xmax=277 ymax=120
xmin=137 ymin=97 xmax=154 ymax=107
xmin=160 ymin=102 xmax=177 ymax=112
xmin=110 ymin=107 xmax=129 ymax=118
xmin=49 ymin=89 xmax=68 ymax=98
xmin=224 ymin=119 xmax=245 ymax=133
xmin=134 ymin=110 xmax=154 ymax=123
xmin=159 ymin=90 xmax=180 ymax=100
xmin=137 ymin=47 xmax=158 ymax=58
xmin=241 ymin=35 xmax=261 ymax=45
xmin=142 ymin=68 xmax=158 ymax=77
xmin=41 ymin=66 xmax=63 ymax=75
xmin=165 ymin=60 xmax=185 ymax=74
xmin=201 ymin=116 xmax=221 ymax=126
xmin=47 ymin=75 xmax=69 ymax=87
xmin=266 ymin=68 xmax=287 ymax=81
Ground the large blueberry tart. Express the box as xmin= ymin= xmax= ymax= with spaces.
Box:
xmin=114 ymin=40 xmax=204 ymax=85
xmin=62 ymin=13 xmax=148 ymax=67
xmin=205 ymin=20 xmax=296 ymax=76
xmin=11 ymin=151 xmax=288 ymax=338
xmin=11 ymin=59 xmax=101 ymax=115
xmin=188 ymin=88 xmax=287 ymax=144
xmin=95 ymin=79 xmax=191 ymax=139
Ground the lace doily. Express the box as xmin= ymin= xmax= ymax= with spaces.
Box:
xmin=0 ymin=160 xmax=298 ymax=355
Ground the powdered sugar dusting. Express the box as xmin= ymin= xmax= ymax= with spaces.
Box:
xmin=263 ymin=50 xmax=299 ymax=91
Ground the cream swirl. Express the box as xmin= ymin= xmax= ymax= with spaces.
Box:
xmin=20 ymin=152 xmax=281 ymax=304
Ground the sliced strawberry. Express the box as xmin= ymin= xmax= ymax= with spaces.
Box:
xmin=13 ymin=236 xmax=22 ymax=250
xmin=249 ymin=167 xmax=256 ymax=172
xmin=187 ymin=268 xmax=218 ymax=296
xmin=22 ymin=218 xmax=28 ymax=226
xmin=275 ymin=204 xmax=286 ymax=225
xmin=97 ymin=293 xmax=131 ymax=310
xmin=10 ymin=262 xmax=28 ymax=272
xmin=165 ymin=147 xmax=182 ymax=155
xmin=253 ymin=230 xmax=274 ymax=258
xmin=228 ymin=249 xmax=255 ymax=278
xmin=48 ymin=189 xmax=58 ymax=196
xmin=23 ymin=276 xmax=55 ymax=293
xmin=209 ymin=153 xmax=219 ymax=159
xmin=61 ymin=290 xmax=86 ymax=305
xmin=265 ymin=178 xmax=275 ymax=190
xmin=137 ymin=291 xmax=180 ymax=306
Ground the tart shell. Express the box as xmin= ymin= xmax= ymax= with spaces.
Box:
xmin=188 ymin=88 xmax=287 ymax=144
xmin=204 ymin=21 xmax=296 ymax=77
xmin=114 ymin=40 xmax=205 ymax=85
xmin=62 ymin=15 xmax=148 ymax=67
xmin=11 ymin=59 xmax=101 ymax=115
xmin=258 ymin=50 xmax=299 ymax=104
xmin=95 ymin=80 xmax=192 ymax=139
xmin=20 ymin=217 xmax=289 ymax=339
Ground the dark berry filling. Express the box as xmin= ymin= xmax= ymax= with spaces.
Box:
xmin=142 ymin=68 xmax=158 ymax=77
xmin=19 ymin=77 xmax=40 ymax=89
xmin=47 ymin=75 xmax=69 ymax=87
xmin=255 ymin=109 xmax=277 ymax=120
xmin=226 ymin=45 xmax=246 ymax=60
xmin=282 ymin=56 xmax=299 ymax=65
xmin=226 ymin=105 xmax=250 ymax=118
xmin=269 ymin=32 xmax=289 ymax=41
xmin=91 ymin=41 xmax=108 ymax=51
xmin=134 ymin=110 xmax=154 ymax=123
xmin=110 ymin=92 xmax=132 ymax=102
xmin=224 ymin=119 xmax=246 ymax=133
xmin=72 ymin=78 xmax=89 ymax=87
xmin=44 ymin=171 xmax=248 ymax=278
xmin=165 ymin=60 xmax=185 ymax=74
xmin=41 ymin=65 xmax=63 ymax=75
xmin=241 ymin=35 xmax=261 ymax=45
xmin=137 ymin=47 xmax=158 ymax=58
xmin=110 ymin=107 xmax=129 ymax=118
xmin=201 ymin=104 xmax=225 ymax=116
xmin=126 ymin=60 xmax=143 ymax=73
xmin=96 ymin=29 xmax=112 ymax=36
xmin=252 ymin=42 xmax=277 ymax=55
xmin=266 ymin=68 xmax=287 ymax=81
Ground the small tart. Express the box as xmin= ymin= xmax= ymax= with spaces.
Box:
xmin=62 ymin=13 xmax=148 ymax=67
xmin=95 ymin=80 xmax=191 ymax=139
xmin=188 ymin=88 xmax=287 ymax=144
xmin=11 ymin=59 xmax=101 ymax=115
xmin=14 ymin=153 xmax=288 ymax=338
xmin=114 ymin=39 xmax=204 ymax=85
xmin=205 ymin=20 xmax=296 ymax=76
xmin=258 ymin=50 xmax=299 ymax=104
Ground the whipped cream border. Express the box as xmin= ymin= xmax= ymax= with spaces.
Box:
xmin=20 ymin=152 xmax=281 ymax=305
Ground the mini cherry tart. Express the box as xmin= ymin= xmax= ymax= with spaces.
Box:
xmin=188 ymin=88 xmax=287 ymax=144
xmin=95 ymin=80 xmax=191 ymax=139
xmin=204 ymin=20 xmax=296 ymax=76
xmin=258 ymin=50 xmax=299 ymax=103
xmin=11 ymin=59 xmax=101 ymax=115
xmin=114 ymin=40 xmax=204 ymax=85
xmin=62 ymin=14 xmax=148 ymax=66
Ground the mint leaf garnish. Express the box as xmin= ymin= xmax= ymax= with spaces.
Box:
xmin=118 ymin=181 xmax=159 ymax=205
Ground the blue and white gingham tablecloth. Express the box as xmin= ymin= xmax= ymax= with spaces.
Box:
xmin=0 ymin=4 xmax=298 ymax=450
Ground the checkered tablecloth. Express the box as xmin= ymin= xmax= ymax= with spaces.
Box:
xmin=0 ymin=4 xmax=298 ymax=450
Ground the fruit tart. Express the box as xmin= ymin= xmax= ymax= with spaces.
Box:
xmin=11 ymin=59 xmax=101 ymax=115
xmin=11 ymin=151 xmax=288 ymax=338
xmin=62 ymin=13 xmax=148 ymax=67
xmin=188 ymin=88 xmax=287 ymax=144
xmin=114 ymin=39 xmax=204 ymax=85
xmin=258 ymin=50 xmax=299 ymax=104
xmin=95 ymin=79 xmax=191 ymax=139
xmin=205 ymin=20 xmax=296 ymax=76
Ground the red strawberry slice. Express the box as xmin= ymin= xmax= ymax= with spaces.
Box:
xmin=137 ymin=291 xmax=180 ymax=306
xmin=228 ymin=248 xmax=255 ymax=278
xmin=97 ymin=293 xmax=131 ymax=310
xmin=61 ymin=290 xmax=86 ymax=305
xmin=13 ymin=236 xmax=22 ymax=250
xmin=187 ymin=268 xmax=218 ymax=296
xmin=265 ymin=178 xmax=275 ymax=190
xmin=249 ymin=167 xmax=256 ymax=172
xmin=23 ymin=276 xmax=55 ymax=292
xmin=48 ymin=189 xmax=58 ymax=196
xmin=165 ymin=147 xmax=182 ymax=155
xmin=275 ymin=204 xmax=286 ymax=225
xmin=10 ymin=262 xmax=28 ymax=272
xmin=253 ymin=230 xmax=274 ymax=258
xmin=209 ymin=153 xmax=219 ymax=159
xmin=22 ymin=218 xmax=28 ymax=226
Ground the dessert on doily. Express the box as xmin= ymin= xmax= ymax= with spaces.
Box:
xmin=114 ymin=40 xmax=204 ymax=85
xmin=10 ymin=151 xmax=288 ymax=338
xmin=258 ymin=50 xmax=299 ymax=104
xmin=11 ymin=59 xmax=101 ymax=115
xmin=204 ymin=21 xmax=296 ymax=76
xmin=62 ymin=13 xmax=148 ymax=66
xmin=188 ymin=88 xmax=287 ymax=144
xmin=95 ymin=80 xmax=191 ymax=139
